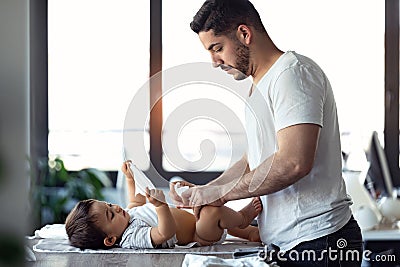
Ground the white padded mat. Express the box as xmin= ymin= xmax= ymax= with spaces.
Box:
xmin=31 ymin=224 xmax=261 ymax=254
xmin=33 ymin=238 xmax=261 ymax=254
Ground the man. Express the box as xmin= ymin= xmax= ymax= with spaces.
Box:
xmin=170 ymin=0 xmax=362 ymax=266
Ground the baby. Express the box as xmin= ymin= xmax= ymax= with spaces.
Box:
xmin=65 ymin=161 xmax=262 ymax=249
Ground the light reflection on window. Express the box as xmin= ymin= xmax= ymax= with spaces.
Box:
xmin=48 ymin=0 xmax=150 ymax=171
xmin=162 ymin=0 xmax=384 ymax=171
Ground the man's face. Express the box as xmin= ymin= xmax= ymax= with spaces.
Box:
xmin=91 ymin=200 xmax=130 ymax=241
xmin=199 ymin=30 xmax=250 ymax=80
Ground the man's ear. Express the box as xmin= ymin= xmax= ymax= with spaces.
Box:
xmin=104 ymin=236 xmax=117 ymax=247
xmin=236 ymin=25 xmax=252 ymax=45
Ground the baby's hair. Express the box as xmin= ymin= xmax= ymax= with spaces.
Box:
xmin=65 ymin=199 xmax=109 ymax=249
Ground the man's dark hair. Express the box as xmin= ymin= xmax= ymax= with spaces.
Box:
xmin=190 ymin=0 xmax=266 ymax=36
xmin=65 ymin=199 xmax=109 ymax=250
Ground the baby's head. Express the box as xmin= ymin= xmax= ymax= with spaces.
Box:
xmin=65 ymin=199 xmax=130 ymax=249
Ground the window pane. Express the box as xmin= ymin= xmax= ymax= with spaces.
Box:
xmin=253 ymin=0 xmax=384 ymax=157
xmin=48 ymin=0 xmax=150 ymax=171
xmin=163 ymin=0 xmax=384 ymax=172
xmin=162 ymin=0 xmax=248 ymax=172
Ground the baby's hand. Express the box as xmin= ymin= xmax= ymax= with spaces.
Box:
xmin=121 ymin=161 xmax=134 ymax=180
xmin=146 ymin=188 xmax=167 ymax=207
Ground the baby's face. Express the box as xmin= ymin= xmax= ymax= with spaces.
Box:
xmin=91 ymin=200 xmax=130 ymax=239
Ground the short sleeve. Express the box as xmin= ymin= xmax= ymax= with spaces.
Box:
xmin=271 ymin=64 xmax=326 ymax=131
xmin=119 ymin=219 xmax=154 ymax=249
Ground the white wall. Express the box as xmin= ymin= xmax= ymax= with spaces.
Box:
xmin=0 ymin=0 xmax=30 ymax=257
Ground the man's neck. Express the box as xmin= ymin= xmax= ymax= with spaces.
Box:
xmin=252 ymin=48 xmax=284 ymax=85
xmin=249 ymin=32 xmax=284 ymax=84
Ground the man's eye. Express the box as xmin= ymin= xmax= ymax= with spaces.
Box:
xmin=215 ymin=47 xmax=222 ymax=52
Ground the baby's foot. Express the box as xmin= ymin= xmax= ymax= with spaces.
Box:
xmin=247 ymin=226 xmax=261 ymax=242
xmin=238 ymin=197 xmax=262 ymax=228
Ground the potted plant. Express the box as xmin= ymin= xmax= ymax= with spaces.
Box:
xmin=32 ymin=157 xmax=112 ymax=227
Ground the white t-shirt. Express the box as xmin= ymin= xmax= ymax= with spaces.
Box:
xmin=119 ymin=203 xmax=177 ymax=249
xmin=119 ymin=204 xmax=228 ymax=249
xmin=245 ymin=51 xmax=353 ymax=251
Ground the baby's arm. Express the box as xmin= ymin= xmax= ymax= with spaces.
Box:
xmin=122 ymin=161 xmax=146 ymax=209
xmin=146 ymin=188 xmax=177 ymax=247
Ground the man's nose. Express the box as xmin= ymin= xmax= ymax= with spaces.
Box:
xmin=212 ymin=61 xmax=220 ymax=68
xmin=211 ymin=55 xmax=223 ymax=68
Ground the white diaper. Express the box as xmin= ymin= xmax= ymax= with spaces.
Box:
xmin=214 ymin=229 xmax=228 ymax=245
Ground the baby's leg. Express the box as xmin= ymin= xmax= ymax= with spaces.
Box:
xmin=236 ymin=197 xmax=262 ymax=228
xmin=193 ymin=206 xmax=227 ymax=245
xmin=228 ymin=225 xmax=261 ymax=242
xmin=194 ymin=197 xmax=262 ymax=245
xmin=169 ymin=208 xmax=196 ymax=245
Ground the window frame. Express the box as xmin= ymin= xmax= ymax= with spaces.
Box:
xmin=384 ymin=0 xmax=400 ymax=187
xmin=30 ymin=0 xmax=48 ymax=184
xmin=148 ymin=0 xmax=222 ymax=184
xmin=31 ymin=0 xmax=400 ymax=186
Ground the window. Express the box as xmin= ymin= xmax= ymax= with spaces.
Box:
xmin=161 ymin=0 xmax=385 ymax=174
xmin=255 ymin=0 xmax=385 ymax=167
xmin=162 ymin=1 xmax=249 ymax=173
xmin=385 ymin=0 xmax=400 ymax=187
xmin=45 ymin=1 xmax=396 ymax=186
xmin=252 ymin=0 xmax=385 ymax=134
xmin=48 ymin=0 xmax=150 ymax=171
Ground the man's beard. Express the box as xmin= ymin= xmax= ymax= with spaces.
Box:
xmin=233 ymin=41 xmax=250 ymax=80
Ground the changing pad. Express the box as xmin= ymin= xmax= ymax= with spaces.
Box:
xmin=31 ymin=224 xmax=261 ymax=255
xmin=33 ymin=238 xmax=261 ymax=254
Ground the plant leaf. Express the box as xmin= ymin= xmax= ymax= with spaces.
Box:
xmin=84 ymin=168 xmax=112 ymax=187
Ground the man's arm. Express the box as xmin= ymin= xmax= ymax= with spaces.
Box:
xmin=170 ymin=155 xmax=249 ymax=207
xmin=206 ymin=154 xmax=250 ymax=187
xmin=222 ymin=123 xmax=320 ymax=202
xmin=169 ymin=156 xmax=249 ymax=207
xmin=185 ymin=124 xmax=320 ymax=207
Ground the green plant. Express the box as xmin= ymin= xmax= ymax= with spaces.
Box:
xmin=33 ymin=157 xmax=112 ymax=226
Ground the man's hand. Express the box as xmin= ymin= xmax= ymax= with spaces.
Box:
xmin=169 ymin=180 xmax=195 ymax=207
xmin=181 ymin=185 xmax=227 ymax=220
